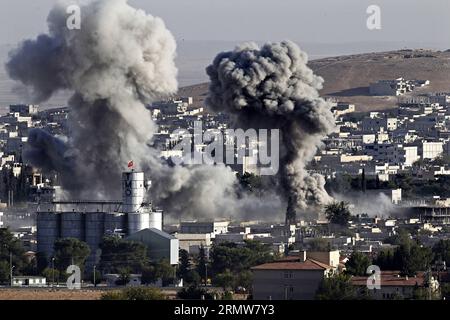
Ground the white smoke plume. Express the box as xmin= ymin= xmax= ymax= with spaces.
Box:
xmin=206 ymin=41 xmax=336 ymax=223
xmin=7 ymin=0 xmax=176 ymax=196
xmin=333 ymin=192 xmax=399 ymax=218
xmin=6 ymin=0 xmax=282 ymax=219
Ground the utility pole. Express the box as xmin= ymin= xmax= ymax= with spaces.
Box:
xmin=51 ymin=257 xmax=55 ymax=287
xmin=93 ymin=265 xmax=96 ymax=288
xmin=205 ymin=262 xmax=208 ymax=287
xmin=9 ymin=252 xmax=13 ymax=287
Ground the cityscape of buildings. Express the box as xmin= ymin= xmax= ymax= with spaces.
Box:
xmin=1 ymin=74 xmax=450 ymax=300
xmin=0 ymin=0 xmax=449 ymax=305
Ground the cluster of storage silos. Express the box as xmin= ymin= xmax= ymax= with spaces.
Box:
xmin=37 ymin=171 xmax=163 ymax=266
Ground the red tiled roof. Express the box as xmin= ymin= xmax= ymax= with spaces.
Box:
xmin=251 ymin=259 xmax=332 ymax=271
xmin=351 ymin=271 xmax=425 ymax=287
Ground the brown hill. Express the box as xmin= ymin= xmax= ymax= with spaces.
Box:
xmin=178 ymin=49 xmax=450 ymax=112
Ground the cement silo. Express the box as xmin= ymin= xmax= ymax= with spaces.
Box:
xmin=148 ymin=209 xmax=163 ymax=230
xmin=122 ymin=171 xmax=145 ymax=213
xmin=128 ymin=212 xmax=150 ymax=235
xmin=122 ymin=171 xmax=163 ymax=234
xmin=36 ymin=211 xmax=60 ymax=259
xmin=85 ymin=212 xmax=105 ymax=251
xmin=60 ymin=212 xmax=85 ymax=239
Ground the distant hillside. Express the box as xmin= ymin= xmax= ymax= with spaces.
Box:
xmin=2 ymin=48 xmax=449 ymax=113
xmin=177 ymin=49 xmax=450 ymax=112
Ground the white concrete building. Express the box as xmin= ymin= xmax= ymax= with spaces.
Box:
xmin=175 ymin=233 xmax=212 ymax=253
xmin=9 ymin=104 xmax=38 ymax=115
xmin=422 ymin=141 xmax=443 ymax=160
xmin=369 ymin=78 xmax=415 ymax=96
xmin=179 ymin=221 xmax=229 ymax=237
xmin=12 ymin=276 xmax=46 ymax=287
xmin=362 ymin=116 xmax=398 ymax=132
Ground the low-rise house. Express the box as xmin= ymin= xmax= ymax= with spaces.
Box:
xmin=251 ymin=250 xmax=339 ymax=300
xmin=12 ymin=276 xmax=46 ymax=287
xmin=351 ymin=271 xmax=439 ymax=300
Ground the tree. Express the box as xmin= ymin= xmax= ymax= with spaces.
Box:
xmin=315 ymin=273 xmax=358 ymax=300
xmin=361 ymin=168 xmax=366 ymax=193
xmin=99 ymin=236 xmax=149 ymax=274
xmin=345 ymin=252 xmax=372 ymax=276
xmin=101 ymin=287 xmax=166 ymax=300
xmin=214 ymin=269 xmax=236 ymax=290
xmin=116 ymin=267 xmax=131 ymax=286
xmin=184 ymin=270 xmax=201 ymax=286
xmin=440 ymin=283 xmax=450 ymax=300
xmin=178 ymin=249 xmax=190 ymax=280
xmin=373 ymin=249 xmax=395 ymax=270
xmin=141 ymin=265 xmax=158 ymax=285
xmin=177 ymin=285 xmax=214 ymax=300
xmin=432 ymin=240 xmax=450 ymax=266
xmin=15 ymin=168 xmax=29 ymax=203
xmin=325 ymin=201 xmax=351 ymax=226
xmin=54 ymin=238 xmax=90 ymax=275
xmin=375 ymin=236 xmax=433 ymax=276
xmin=155 ymin=259 xmax=175 ymax=286
xmin=236 ymin=270 xmax=252 ymax=291
xmin=42 ymin=267 xmax=60 ymax=284
xmin=0 ymin=228 xmax=28 ymax=276
xmin=196 ymin=245 xmax=208 ymax=284
xmin=0 ymin=261 xmax=9 ymax=284
xmin=36 ymin=252 xmax=48 ymax=274
xmin=209 ymin=241 xmax=273 ymax=277
xmin=404 ymin=244 xmax=433 ymax=276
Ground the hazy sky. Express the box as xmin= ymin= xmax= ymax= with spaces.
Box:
xmin=0 ymin=0 xmax=449 ymax=46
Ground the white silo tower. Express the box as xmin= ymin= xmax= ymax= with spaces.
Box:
xmin=122 ymin=171 xmax=146 ymax=213
xmin=122 ymin=171 xmax=162 ymax=234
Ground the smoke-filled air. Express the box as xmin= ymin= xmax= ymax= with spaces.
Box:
xmin=5 ymin=0 xmax=283 ymax=220
xmin=206 ymin=41 xmax=336 ymax=223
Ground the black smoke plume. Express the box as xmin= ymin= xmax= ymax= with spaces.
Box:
xmin=206 ymin=41 xmax=336 ymax=223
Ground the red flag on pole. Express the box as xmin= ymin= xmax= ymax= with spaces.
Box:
xmin=127 ymin=160 xmax=133 ymax=168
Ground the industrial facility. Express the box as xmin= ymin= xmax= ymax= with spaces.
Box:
xmin=36 ymin=171 xmax=167 ymax=268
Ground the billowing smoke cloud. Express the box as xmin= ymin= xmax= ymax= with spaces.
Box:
xmin=206 ymin=41 xmax=336 ymax=223
xmin=7 ymin=0 xmax=177 ymax=197
xmin=333 ymin=192 xmax=405 ymax=218
xmin=6 ymin=0 xmax=283 ymax=220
